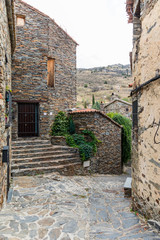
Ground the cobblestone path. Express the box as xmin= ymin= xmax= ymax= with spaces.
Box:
xmin=0 ymin=174 xmax=159 ymax=240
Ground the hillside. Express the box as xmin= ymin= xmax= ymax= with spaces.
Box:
xmin=77 ymin=64 xmax=132 ymax=108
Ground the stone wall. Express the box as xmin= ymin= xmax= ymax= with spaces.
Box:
xmin=12 ymin=0 xmax=77 ymax=139
xmin=0 ymin=0 xmax=15 ymax=209
xmin=131 ymin=0 xmax=160 ymax=221
xmin=132 ymin=0 xmax=160 ymax=86
xmin=69 ymin=110 xmax=122 ymax=174
xmin=102 ymin=99 xmax=132 ymax=119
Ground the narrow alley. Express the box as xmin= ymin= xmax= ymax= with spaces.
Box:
xmin=0 ymin=173 xmax=159 ymax=240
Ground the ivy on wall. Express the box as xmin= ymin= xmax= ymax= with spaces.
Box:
xmin=107 ymin=112 xmax=132 ymax=164
xmin=51 ymin=112 xmax=100 ymax=161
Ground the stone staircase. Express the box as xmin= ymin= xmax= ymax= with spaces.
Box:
xmin=11 ymin=139 xmax=82 ymax=177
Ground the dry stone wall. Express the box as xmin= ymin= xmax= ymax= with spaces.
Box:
xmin=69 ymin=111 xmax=122 ymax=174
xmin=0 ymin=0 xmax=13 ymax=209
xmin=102 ymin=100 xmax=132 ymax=119
xmin=12 ymin=0 xmax=77 ymax=139
xmin=131 ymin=0 xmax=160 ymax=221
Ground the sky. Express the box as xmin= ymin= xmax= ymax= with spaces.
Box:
xmin=24 ymin=0 xmax=133 ymax=68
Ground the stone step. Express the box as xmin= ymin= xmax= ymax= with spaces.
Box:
xmin=12 ymin=146 xmax=78 ymax=154
xmin=12 ymin=144 xmax=52 ymax=150
xmin=12 ymin=158 xmax=81 ymax=170
xmin=12 ymin=150 xmax=78 ymax=159
xmin=12 ymin=153 xmax=79 ymax=163
xmin=11 ymin=163 xmax=82 ymax=177
xmin=12 ymin=139 xmax=51 ymax=147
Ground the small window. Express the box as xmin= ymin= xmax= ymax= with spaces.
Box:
xmin=47 ymin=58 xmax=55 ymax=87
xmin=132 ymin=99 xmax=138 ymax=141
xmin=16 ymin=16 xmax=25 ymax=26
xmin=126 ymin=108 xmax=129 ymax=112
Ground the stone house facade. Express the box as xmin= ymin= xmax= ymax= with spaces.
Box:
xmin=102 ymin=99 xmax=132 ymax=119
xmin=0 ymin=0 xmax=16 ymax=208
xmin=12 ymin=0 xmax=77 ymax=139
xmin=126 ymin=0 xmax=160 ymax=221
xmin=69 ymin=110 xmax=122 ymax=174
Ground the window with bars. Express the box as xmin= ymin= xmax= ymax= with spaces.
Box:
xmin=132 ymin=99 xmax=138 ymax=140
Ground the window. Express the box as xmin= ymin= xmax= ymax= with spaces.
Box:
xmin=16 ymin=15 xmax=25 ymax=26
xmin=47 ymin=58 xmax=55 ymax=87
xmin=132 ymin=99 xmax=138 ymax=141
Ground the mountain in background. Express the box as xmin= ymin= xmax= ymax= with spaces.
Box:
xmin=77 ymin=64 xmax=132 ymax=108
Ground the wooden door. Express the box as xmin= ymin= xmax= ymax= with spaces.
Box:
xmin=18 ymin=103 xmax=39 ymax=137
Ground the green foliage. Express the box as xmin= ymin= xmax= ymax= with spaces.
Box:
xmin=66 ymin=131 xmax=100 ymax=162
xmin=104 ymin=81 xmax=108 ymax=84
xmin=122 ymin=97 xmax=131 ymax=103
xmin=66 ymin=134 xmax=77 ymax=147
xmin=92 ymin=94 xmax=95 ymax=106
xmin=82 ymin=129 xmax=101 ymax=154
xmin=107 ymin=112 xmax=132 ymax=164
xmin=79 ymin=144 xmax=93 ymax=161
xmin=92 ymin=101 xmax=100 ymax=110
xmin=68 ymin=116 xmax=75 ymax=134
xmin=51 ymin=111 xmax=69 ymax=136
xmin=84 ymin=84 xmax=88 ymax=88
xmin=51 ymin=112 xmax=100 ymax=162
xmin=84 ymin=101 xmax=87 ymax=108
xmin=92 ymin=95 xmax=100 ymax=110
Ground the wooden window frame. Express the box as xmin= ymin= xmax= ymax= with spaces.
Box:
xmin=16 ymin=15 xmax=25 ymax=26
xmin=47 ymin=58 xmax=55 ymax=87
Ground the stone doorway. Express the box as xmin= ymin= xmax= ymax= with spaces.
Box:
xmin=18 ymin=103 xmax=39 ymax=137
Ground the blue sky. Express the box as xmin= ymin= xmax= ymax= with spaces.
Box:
xmin=23 ymin=0 xmax=133 ymax=68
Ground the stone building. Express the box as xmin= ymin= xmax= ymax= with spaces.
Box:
xmin=12 ymin=0 xmax=77 ymax=139
xmin=69 ymin=110 xmax=122 ymax=174
xmin=0 ymin=0 xmax=16 ymax=208
xmin=102 ymin=99 xmax=132 ymax=119
xmin=126 ymin=0 xmax=160 ymax=221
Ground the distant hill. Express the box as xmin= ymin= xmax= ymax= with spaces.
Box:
xmin=77 ymin=64 xmax=132 ymax=108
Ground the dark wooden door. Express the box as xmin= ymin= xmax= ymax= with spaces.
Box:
xmin=18 ymin=103 xmax=39 ymax=137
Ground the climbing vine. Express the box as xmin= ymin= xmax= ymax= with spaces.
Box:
xmin=51 ymin=112 xmax=100 ymax=161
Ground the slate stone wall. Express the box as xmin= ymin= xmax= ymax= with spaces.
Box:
xmin=12 ymin=0 xmax=77 ymax=139
xmin=102 ymin=100 xmax=132 ymax=119
xmin=131 ymin=0 xmax=160 ymax=221
xmin=69 ymin=111 xmax=122 ymax=174
xmin=0 ymin=0 xmax=13 ymax=209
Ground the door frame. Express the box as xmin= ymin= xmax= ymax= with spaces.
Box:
xmin=17 ymin=101 xmax=39 ymax=138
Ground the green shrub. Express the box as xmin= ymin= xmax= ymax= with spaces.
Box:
xmin=79 ymin=144 xmax=93 ymax=161
xmin=73 ymin=134 xmax=85 ymax=145
xmin=68 ymin=116 xmax=75 ymax=134
xmin=66 ymin=135 xmax=77 ymax=147
xmin=104 ymin=81 xmax=108 ymax=84
xmin=51 ymin=111 xmax=69 ymax=136
xmin=92 ymin=101 xmax=100 ymax=110
xmin=84 ymin=84 xmax=88 ymax=88
xmin=65 ymin=131 xmax=100 ymax=162
xmin=51 ymin=112 xmax=100 ymax=162
xmin=107 ymin=112 xmax=132 ymax=164
xmin=92 ymin=94 xmax=95 ymax=106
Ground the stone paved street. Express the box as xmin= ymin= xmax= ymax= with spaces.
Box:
xmin=0 ymin=174 xmax=159 ymax=240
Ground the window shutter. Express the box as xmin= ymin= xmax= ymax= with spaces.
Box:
xmin=47 ymin=58 xmax=55 ymax=87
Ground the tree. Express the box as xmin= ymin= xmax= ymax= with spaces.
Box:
xmin=92 ymin=94 xmax=95 ymax=107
